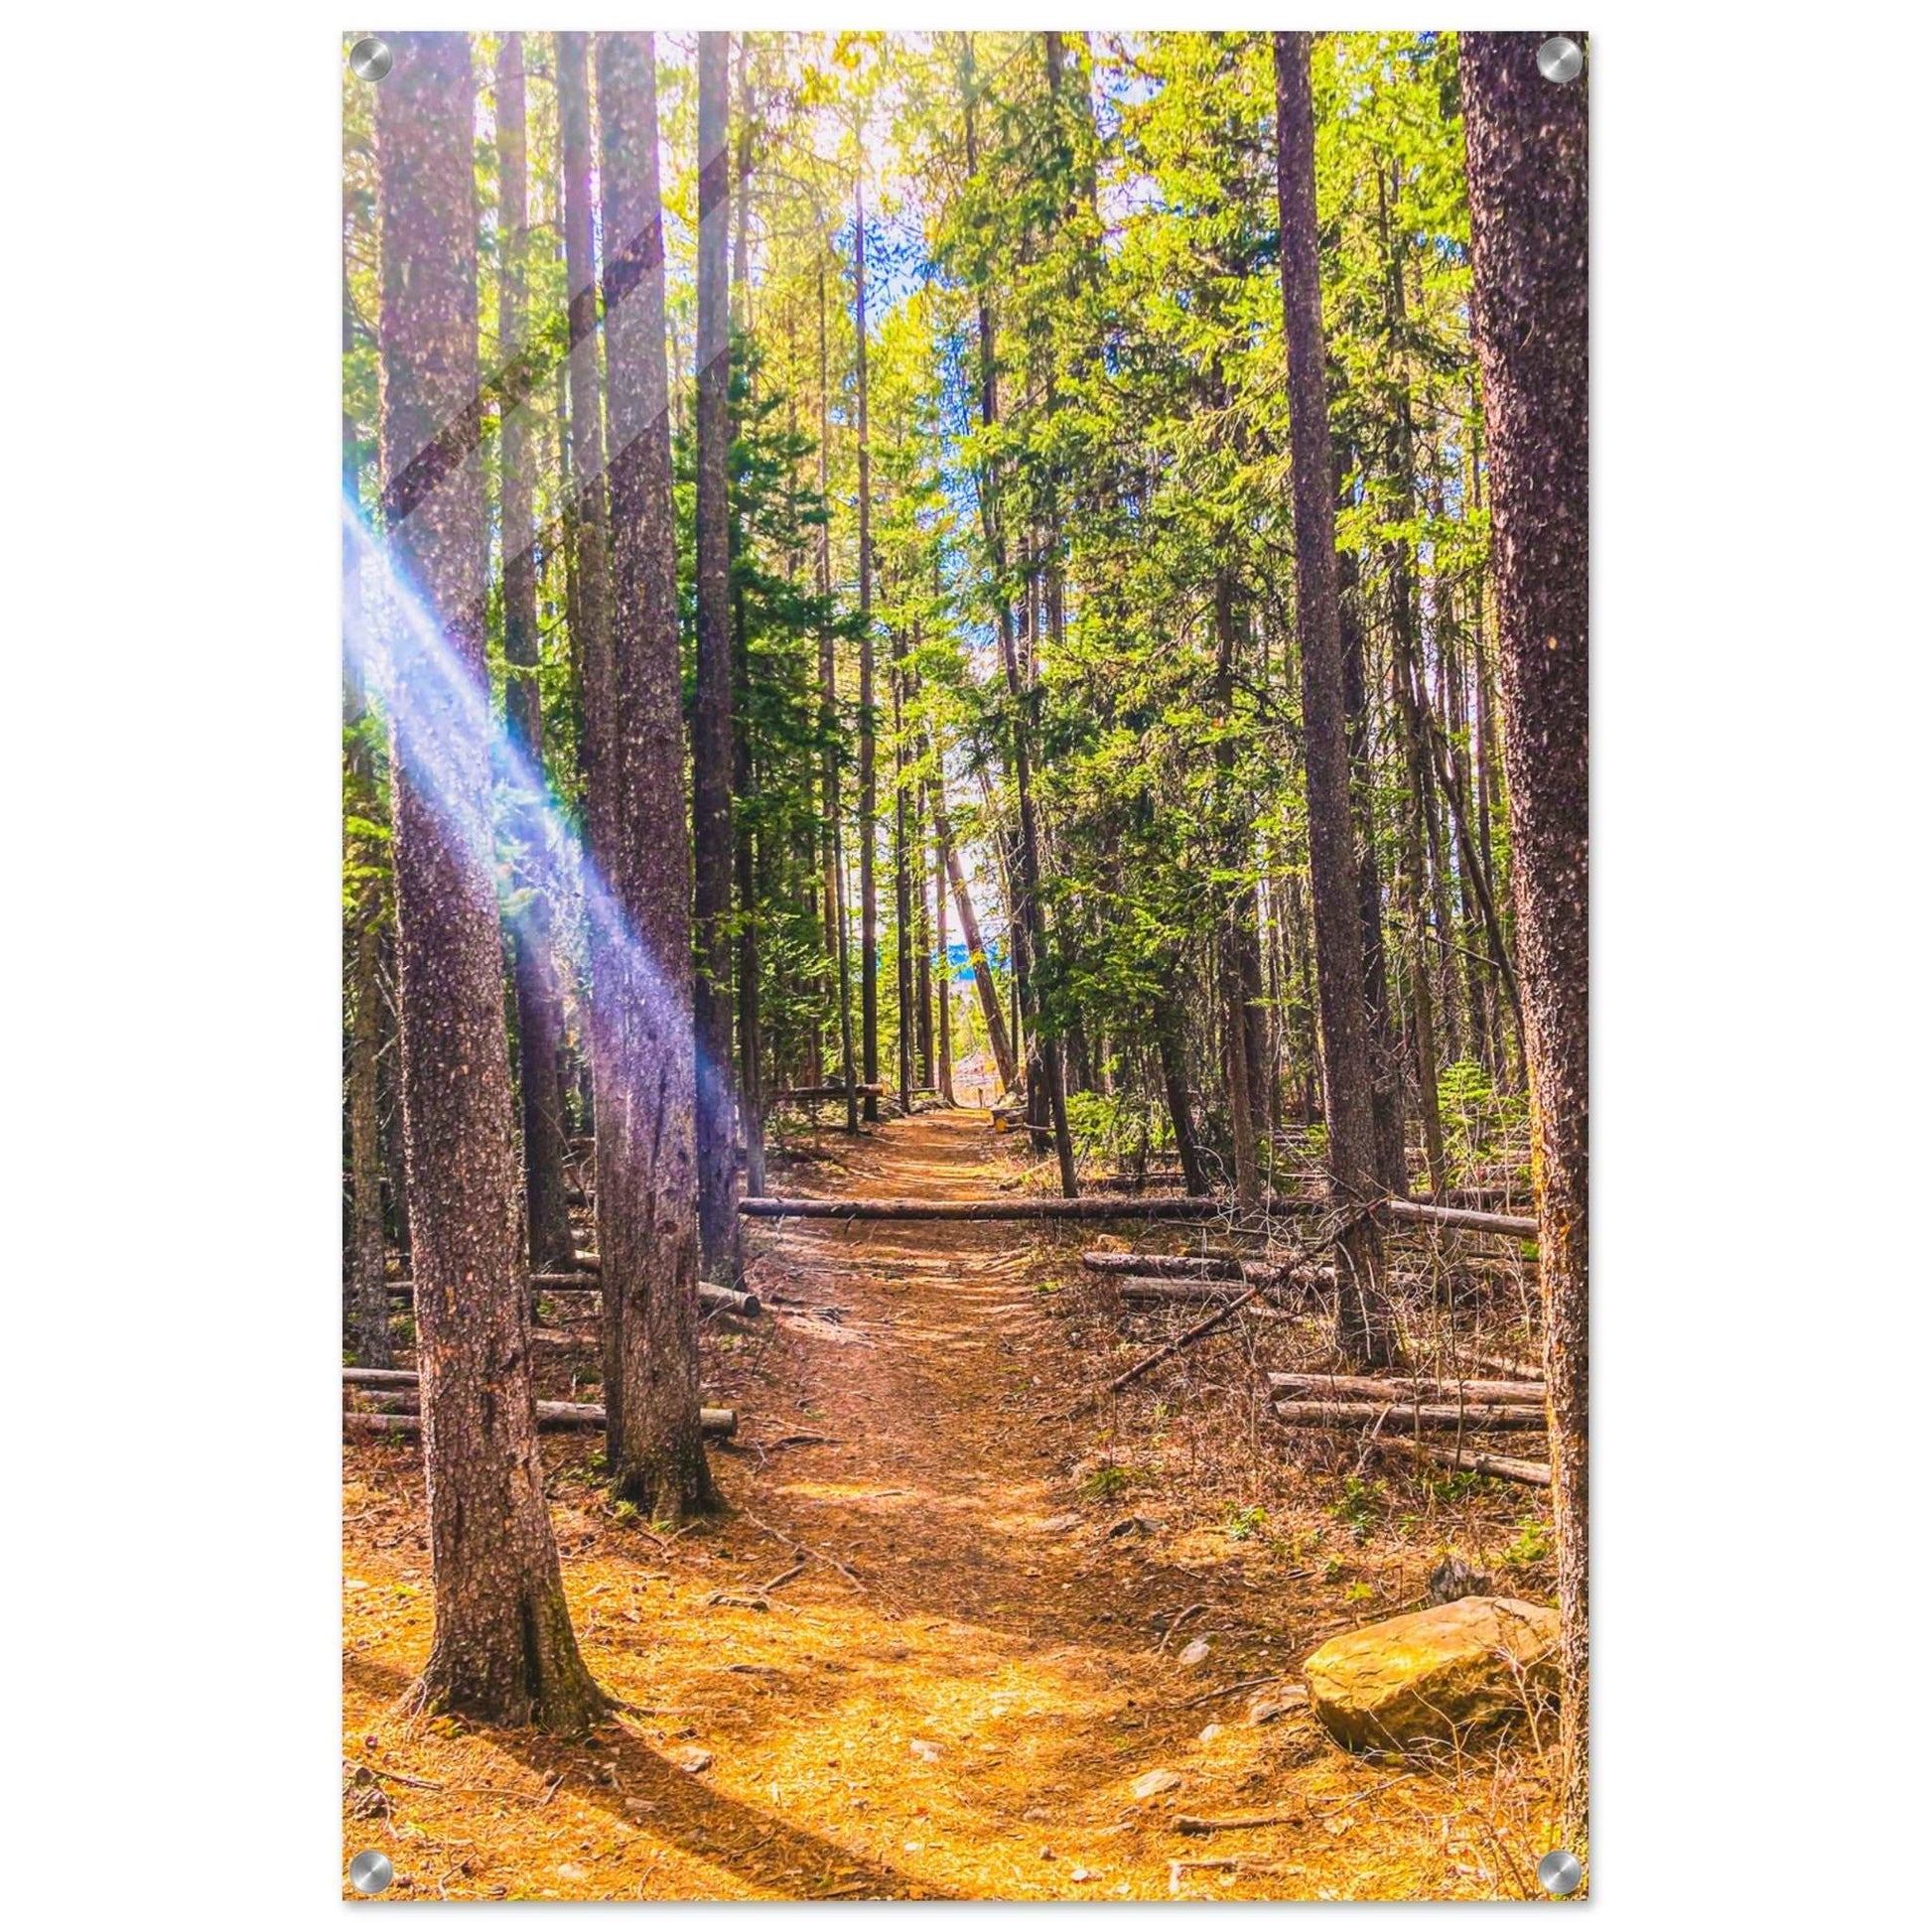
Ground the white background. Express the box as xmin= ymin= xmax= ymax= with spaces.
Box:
xmin=6 ymin=4 xmax=1923 ymax=1922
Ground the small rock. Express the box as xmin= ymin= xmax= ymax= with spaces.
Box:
xmin=1305 ymin=1596 xmax=1558 ymax=1752
xmin=1069 ymin=1866 xmax=1097 ymax=1883
xmin=1427 ymin=1555 xmax=1492 ymax=1605
xmin=1247 ymin=1687 xmax=1309 ymax=1725
xmin=1039 ymin=1511 xmax=1083 ymax=1534
xmin=1197 ymin=1723 xmax=1224 ymax=1743
xmin=1176 ymin=1637 xmax=1210 ymax=1668
xmin=556 ymin=1863 xmax=589 ymax=1881
xmin=1038 ymin=1847 xmax=1056 ymax=1861
xmin=1023 ymin=1807 xmax=1050 ymax=1823
xmin=669 ymin=1746 xmax=713 ymax=1774
xmin=1108 ymin=1513 xmax=1166 ymax=1539
xmin=1132 ymin=1768 xmax=1182 ymax=1800
xmin=909 ymin=1738 xmax=942 ymax=1762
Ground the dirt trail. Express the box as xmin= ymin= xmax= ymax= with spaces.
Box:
xmin=344 ymin=1112 xmax=1545 ymax=1901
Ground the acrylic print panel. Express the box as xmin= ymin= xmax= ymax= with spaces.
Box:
xmin=342 ymin=27 xmax=1588 ymax=1902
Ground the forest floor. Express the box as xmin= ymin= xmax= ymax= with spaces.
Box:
xmin=344 ymin=1110 xmax=1557 ymax=1901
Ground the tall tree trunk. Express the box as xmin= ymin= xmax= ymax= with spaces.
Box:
xmin=1275 ymin=30 xmax=1392 ymax=1368
xmin=893 ymin=632 xmax=913 ymax=1111
xmin=344 ymin=264 xmax=390 ymax=1371
xmin=733 ymin=583 xmax=764 ymax=1198
xmin=815 ymin=261 xmax=859 ymax=1131
xmin=372 ymin=31 xmax=603 ymax=1729
xmin=1391 ymin=637 xmax=1449 ymax=1192
xmin=855 ymin=171 xmax=880 ymax=1123
xmin=692 ymin=32 xmax=741 ymax=1282
xmin=1338 ymin=544 xmax=1409 ymax=1193
xmin=725 ymin=58 xmax=764 ymax=1203
xmin=1212 ymin=570 xmax=1261 ymax=1205
xmin=1462 ymin=29 xmax=1590 ymax=1861
xmin=595 ymin=29 xmax=719 ymax=1520
xmin=495 ymin=33 xmax=575 ymax=1273
xmin=556 ymin=33 xmax=614 ymax=882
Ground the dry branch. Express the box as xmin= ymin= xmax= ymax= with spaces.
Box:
xmin=1081 ymin=1251 xmax=1285 ymax=1284
xmin=1400 ymin=1441 xmax=1551 ymax=1486
xmin=345 ymin=1390 xmax=737 ymax=1437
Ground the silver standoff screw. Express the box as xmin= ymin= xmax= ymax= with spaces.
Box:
xmin=348 ymin=1849 xmax=395 ymax=1894
xmin=1536 ymin=36 xmax=1585 ymax=84
xmin=1537 ymin=1847 xmax=1585 ymax=1896
xmin=348 ymin=37 xmax=394 ymax=82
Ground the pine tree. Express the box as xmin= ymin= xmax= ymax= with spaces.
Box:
xmin=372 ymin=30 xmax=603 ymax=1727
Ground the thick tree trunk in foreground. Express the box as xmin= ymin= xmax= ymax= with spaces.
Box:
xmin=495 ymin=34 xmax=576 ymax=1274
xmin=594 ymin=31 xmax=719 ymax=1521
xmin=1462 ymin=28 xmax=1590 ymax=1860
xmin=372 ymin=32 xmax=603 ymax=1730
xmin=692 ymin=32 xmax=742 ymax=1284
xmin=1275 ymin=31 xmax=1393 ymax=1368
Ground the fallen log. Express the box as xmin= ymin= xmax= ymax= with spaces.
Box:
xmin=1381 ymin=1198 xmax=1537 ymax=1239
xmin=772 ymin=1083 xmax=887 ymax=1103
xmin=1400 ymin=1440 xmax=1552 ymax=1487
xmin=737 ymin=1190 xmax=1533 ymax=1233
xmin=1082 ymin=1251 xmax=1283 ymax=1284
xmin=388 ymin=1276 xmax=759 ymax=1317
xmin=1467 ymin=1349 xmax=1542 ymax=1382
xmin=1274 ymin=1399 xmax=1547 ymax=1432
xmin=739 ymin=1192 xmax=1323 ymax=1222
xmin=1118 ymin=1277 xmax=1289 ymax=1307
xmin=345 ymin=1397 xmax=737 ymax=1437
xmin=1269 ymin=1372 xmax=1547 ymax=1406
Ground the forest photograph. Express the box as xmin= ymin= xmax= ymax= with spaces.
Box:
xmin=342 ymin=26 xmax=1587 ymax=1902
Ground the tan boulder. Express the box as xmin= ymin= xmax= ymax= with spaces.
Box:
xmin=1304 ymin=1595 xmax=1558 ymax=1752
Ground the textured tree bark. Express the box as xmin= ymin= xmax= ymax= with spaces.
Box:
xmin=1275 ymin=31 xmax=1393 ymax=1367
xmin=594 ymin=31 xmax=720 ymax=1522
xmin=855 ymin=173 xmax=880 ymax=1123
xmin=556 ymin=35 xmax=614 ymax=884
xmin=495 ymin=34 xmax=576 ymax=1275
xmin=691 ymin=32 xmax=742 ymax=1285
xmin=372 ymin=31 xmax=603 ymax=1731
xmin=1461 ymin=26 xmax=1590 ymax=1861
